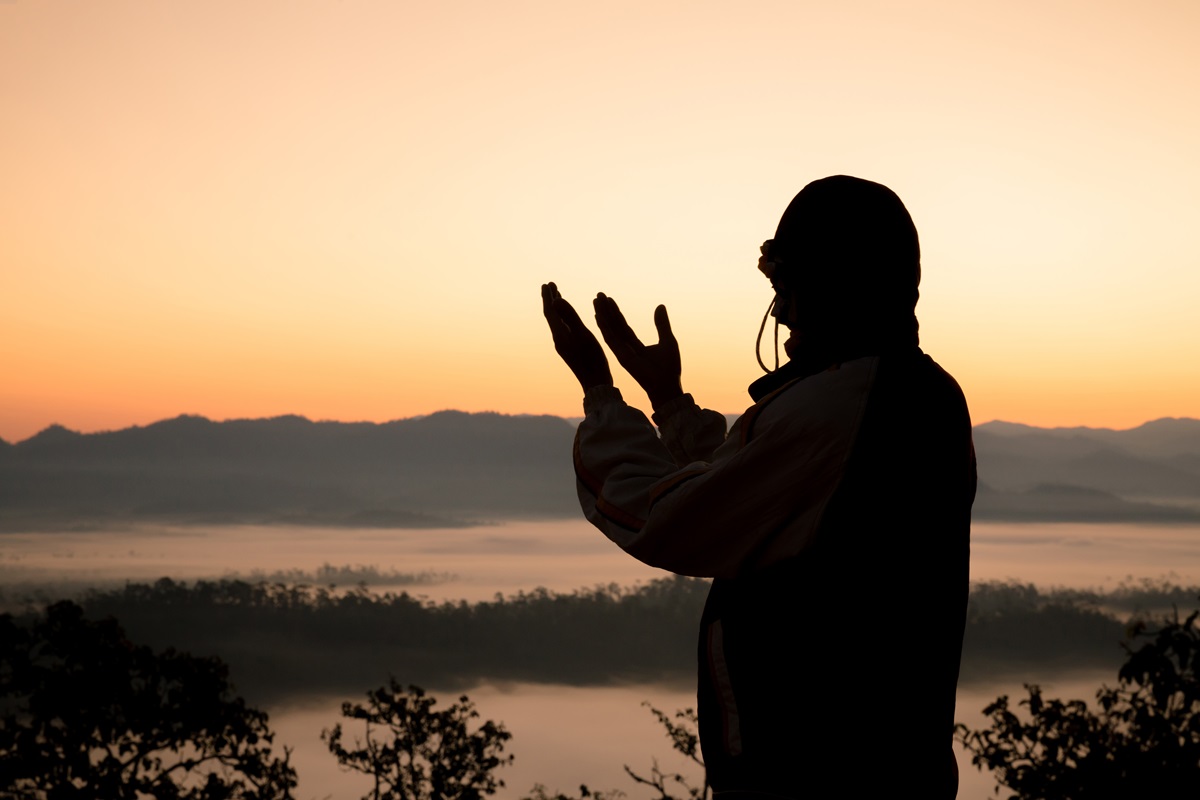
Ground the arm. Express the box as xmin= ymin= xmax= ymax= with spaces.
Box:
xmin=650 ymin=392 xmax=729 ymax=466
xmin=574 ymin=358 xmax=878 ymax=578
xmin=541 ymin=284 xmax=872 ymax=577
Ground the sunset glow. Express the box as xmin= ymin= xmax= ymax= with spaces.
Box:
xmin=3 ymin=0 xmax=1198 ymax=442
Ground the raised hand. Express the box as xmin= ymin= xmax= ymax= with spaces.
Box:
xmin=593 ymin=293 xmax=683 ymax=411
xmin=541 ymin=282 xmax=613 ymax=392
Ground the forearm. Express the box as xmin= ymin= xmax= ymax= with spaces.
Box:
xmin=651 ymin=393 xmax=729 ymax=466
xmin=572 ymin=386 xmax=811 ymax=579
xmin=574 ymin=385 xmax=679 ymax=542
xmin=573 ymin=357 xmax=878 ymax=579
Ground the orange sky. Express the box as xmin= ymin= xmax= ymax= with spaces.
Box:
xmin=2 ymin=0 xmax=1198 ymax=443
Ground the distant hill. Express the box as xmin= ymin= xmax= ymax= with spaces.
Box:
xmin=0 ymin=412 xmax=579 ymax=530
xmin=1 ymin=413 xmax=1198 ymax=530
xmin=972 ymin=481 xmax=1200 ymax=523
xmin=973 ymin=418 xmax=1200 ymax=519
xmin=976 ymin=417 xmax=1200 ymax=459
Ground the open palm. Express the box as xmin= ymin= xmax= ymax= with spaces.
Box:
xmin=541 ymin=282 xmax=613 ymax=392
xmin=593 ymin=293 xmax=683 ymax=410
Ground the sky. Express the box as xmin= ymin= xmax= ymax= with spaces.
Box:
xmin=2 ymin=0 xmax=1198 ymax=443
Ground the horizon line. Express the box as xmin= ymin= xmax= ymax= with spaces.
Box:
xmin=6 ymin=411 xmax=1198 ymax=447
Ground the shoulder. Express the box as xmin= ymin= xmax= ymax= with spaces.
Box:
xmin=722 ymin=357 xmax=881 ymax=466
xmin=854 ymin=350 xmax=975 ymax=472
xmin=875 ymin=350 xmax=971 ymax=424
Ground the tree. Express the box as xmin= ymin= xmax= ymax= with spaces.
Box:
xmin=0 ymin=600 xmax=296 ymax=799
xmin=525 ymin=702 xmax=708 ymax=800
xmin=956 ymin=605 xmax=1200 ymax=798
xmin=521 ymin=784 xmax=619 ymax=800
xmin=323 ymin=679 xmax=514 ymax=800
xmin=623 ymin=704 xmax=708 ymax=800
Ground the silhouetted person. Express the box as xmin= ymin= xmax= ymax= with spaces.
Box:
xmin=542 ymin=175 xmax=975 ymax=798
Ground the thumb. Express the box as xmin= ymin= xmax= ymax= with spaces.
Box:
xmin=654 ymin=305 xmax=675 ymax=345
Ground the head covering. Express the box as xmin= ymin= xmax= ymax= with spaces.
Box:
xmin=769 ymin=175 xmax=921 ymax=352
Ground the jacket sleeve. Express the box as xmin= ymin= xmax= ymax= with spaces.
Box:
xmin=573 ymin=359 xmax=878 ymax=579
xmin=650 ymin=392 xmax=730 ymax=466
xmin=648 ymin=391 xmax=729 ymax=465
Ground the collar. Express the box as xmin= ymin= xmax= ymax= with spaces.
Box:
xmin=747 ymin=344 xmax=922 ymax=402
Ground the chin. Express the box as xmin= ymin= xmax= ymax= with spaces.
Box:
xmin=783 ymin=332 xmax=801 ymax=359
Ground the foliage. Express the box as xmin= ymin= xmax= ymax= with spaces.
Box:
xmin=0 ymin=600 xmax=296 ymax=799
xmin=75 ymin=575 xmax=709 ymax=701
xmin=623 ymin=704 xmax=708 ymax=800
xmin=956 ymin=605 xmax=1200 ymax=798
xmin=960 ymin=582 xmax=1127 ymax=680
xmin=517 ymin=703 xmax=705 ymax=800
xmin=521 ymin=784 xmax=621 ymax=800
xmin=31 ymin=574 xmax=1191 ymax=708
xmin=323 ymin=679 xmax=514 ymax=800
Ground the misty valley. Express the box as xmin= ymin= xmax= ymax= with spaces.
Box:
xmin=3 ymin=413 xmax=1200 ymax=798
xmin=3 ymin=519 xmax=1200 ymax=799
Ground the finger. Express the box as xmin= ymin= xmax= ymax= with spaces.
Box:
xmin=541 ymin=283 xmax=568 ymax=336
xmin=553 ymin=296 xmax=591 ymax=337
xmin=594 ymin=294 xmax=640 ymax=350
xmin=542 ymin=282 xmax=565 ymax=319
xmin=653 ymin=305 xmax=676 ymax=346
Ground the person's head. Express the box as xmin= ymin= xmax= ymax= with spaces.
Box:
xmin=760 ymin=175 xmax=920 ymax=362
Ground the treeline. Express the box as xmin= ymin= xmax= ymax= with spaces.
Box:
xmin=0 ymin=563 xmax=456 ymax=616
xmin=76 ymin=577 xmax=710 ymax=703
xmin=13 ymin=576 xmax=1195 ymax=705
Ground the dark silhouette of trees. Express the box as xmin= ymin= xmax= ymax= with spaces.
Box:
xmin=75 ymin=576 xmax=709 ymax=702
xmin=60 ymin=574 xmax=1178 ymax=705
xmin=623 ymin=704 xmax=708 ymax=800
xmin=518 ymin=703 xmax=707 ymax=800
xmin=0 ymin=600 xmax=296 ymax=799
xmin=322 ymin=679 xmax=513 ymax=800
xmin=521 ymin=784 xmax=616 ymax=800
xmin=957 ymin=605 xmax=1200 ymax=798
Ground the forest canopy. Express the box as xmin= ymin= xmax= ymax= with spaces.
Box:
xmin=2 ymin=575 xmax=1191 ymax=705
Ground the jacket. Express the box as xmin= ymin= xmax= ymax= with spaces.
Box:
xmin=573 ymin=346 xmax=975 ymax=797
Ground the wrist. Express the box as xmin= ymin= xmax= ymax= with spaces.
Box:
xmin=649 ymin=391 xmax=695 ymax=427
xmin=578 ymin=369 xmax=614 ymax=393
xmin=583 ymin=384 xmax=624 ymax=415
xmin=648 ymin=384 xmax=685 ymax=413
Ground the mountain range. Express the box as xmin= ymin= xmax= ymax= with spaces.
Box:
xmin=2 ymin=413 xmax=1198 ymax=530
xmin=972 ymin=418 xmax=1200 ymax=521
